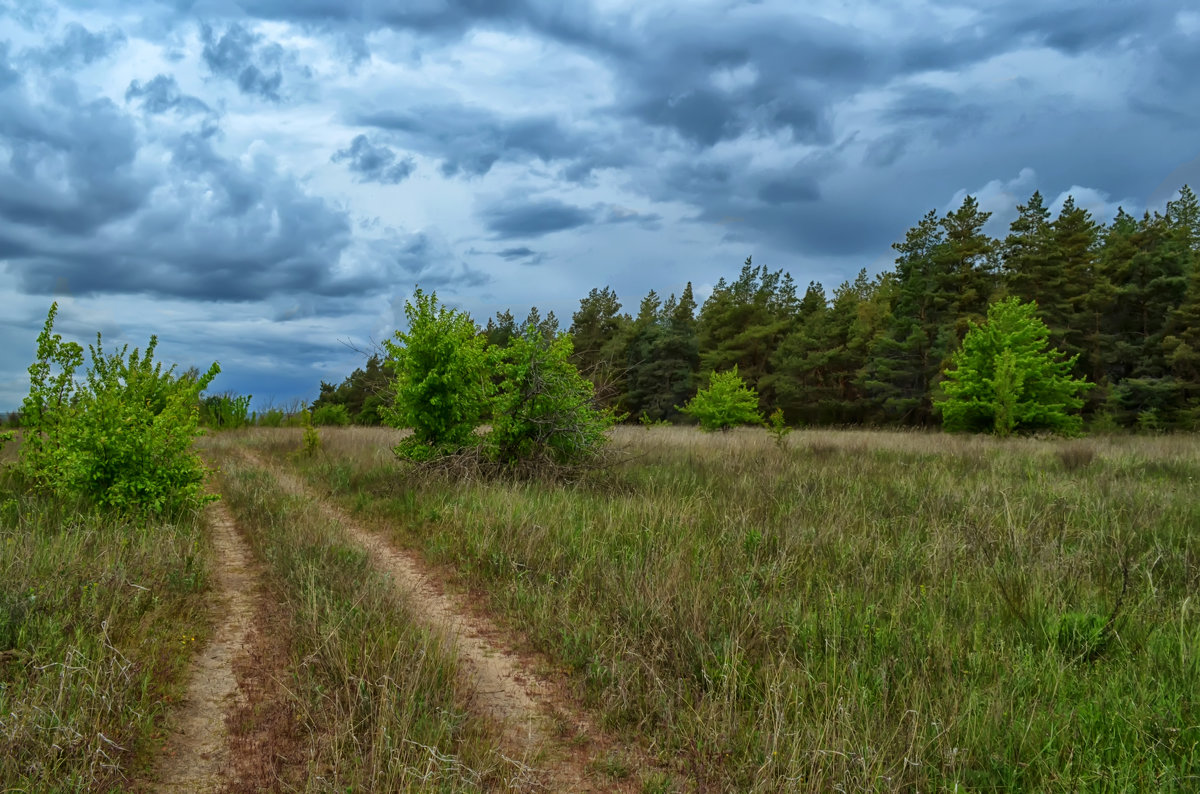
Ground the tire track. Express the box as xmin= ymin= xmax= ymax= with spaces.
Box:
xmin=152 ymin=500 xmax=262 ymax=793
xmin=237 ymin=448 xmax=654 ymax=793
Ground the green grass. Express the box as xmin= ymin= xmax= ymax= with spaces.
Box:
xmin=0 ymin=464 xmax=211 ymax=791
xmin=205 ymin=441 xmax=522 ymax=791
xmin=247 ymin=425 xmax=1200 ymax=792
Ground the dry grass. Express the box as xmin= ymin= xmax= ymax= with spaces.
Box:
xmin=204 ymin=438 xmax=525 ymax=791
xmin=0 ymin=465 xmax=212 ymax=791
xmin=261 ymin=424 xmax=1200 ymax=792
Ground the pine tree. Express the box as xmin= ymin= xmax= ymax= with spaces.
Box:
xmin=569 ymin=287 xmax=630 ymax=406
xmin=862 ymin=197 xmax=994 ymax=424
xmin=697 ymin=257 xmax=797 ymax=410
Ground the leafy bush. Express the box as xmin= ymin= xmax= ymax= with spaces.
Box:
xmin=765 ymin=407 xmax=791 ymax=449
xmin=936 ymin=297 xmax=1091 ymax=436
xmin=301 ymin=409 xmax=321 ymax=456
xmin=487 ymin=323 xmax=615 ymax=466
xmin=18 ymin=303 xmax=219 ymax=514
xmin=383 ymin=288 xmax=491 ymax=458
xmin=680 ymin=366 xmax=763 ymax=431
xmin=201 ymin=391 xmax=252 ymax=429
xmin=256 ymin=408 xmax=286 ymax=428
xmin=311 ymin=403 xmax=351 ymax=426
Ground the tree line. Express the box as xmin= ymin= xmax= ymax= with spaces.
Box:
xmin=314 ymin=185 xmax=1200 ymax=432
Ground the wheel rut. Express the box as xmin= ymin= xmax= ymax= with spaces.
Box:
xmin=237 ymin=449 xmax=651 ymax=793
xmin=152 ymin=500 xmax=260 ymax=793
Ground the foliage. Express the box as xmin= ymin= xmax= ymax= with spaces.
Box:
xmin=315 ymin=183 xmax=1200 ymax=431
xmin=201 ymin=391 xmax=252 ymax=429
xmin=310 ymin=354 xmax=393 ymax=425
xmin=765 ymin=407 xmax=791 ymax=449
xmin=301 ymin=409 xmax=321 ymax=456
xmin=680 ymin=366 xmax=763 ymax=431
xmin=487 ymin=318 xmax=616 ymax=466
xmin=256 ymin=408 xmax=286 ymax=428
xmin=17 ymin=304 xmax=219 ymax=514
xmin=311 ymin=403 xmax=351 ymax=427
xmin=383 ymin=288 xmax=491 ymax=458
xmin=936 ymin=297 xmax=1091 ymax=436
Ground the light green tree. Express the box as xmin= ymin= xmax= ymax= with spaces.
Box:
xmin=936 ymin=297 xmax=1091 ymax=436
xmin=680 ymin=366 xmax=763 ymax=431
xmin=383 ymin=288 xmax=491 ymax=459
xmin=487 ymin=318 xmax=615 ymax=466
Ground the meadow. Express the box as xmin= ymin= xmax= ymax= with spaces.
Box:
xmin=248 ymin=425 xmax=1200 ymax=791
xmin=2 ymin=426 xmax=1198 ymax=791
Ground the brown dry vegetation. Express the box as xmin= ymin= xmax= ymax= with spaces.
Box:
xmin=240 ymin=424 xmax=1200 ymax=792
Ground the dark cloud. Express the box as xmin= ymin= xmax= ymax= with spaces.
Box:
xmin=200 ymin=22 xmax=284 ymax=101
xmin=495 ymin=246 xmax=545 ymax=265
xmin=0 ymin=63 xmax=370 ymax=302
xmin=480 ymin=197 xmax=595 ymax=239
xmin=125 ymin=74 xmax=210 ymax=115
xmin=331 ymin=135 xmax=416 ymax=184
xmin=356 ymin=105 xmax=607 ymax=178
xmin=364 ymin=232 xmax=491 ymax=291
xmin=27 ymin=22 xmax=125 ymax=69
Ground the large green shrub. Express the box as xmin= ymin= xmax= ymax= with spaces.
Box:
xmin=680 ymin=366 xmax=763 ymax=431
xmin=488 ymin=323 xmax=615 ymax=466
xmin=18 ymin=303 xmax=219 ymax=514
xmin=383 ymin=288 xmax=491 ymax=458
xmin=935 ymin=297 xmax=1091 ymax=436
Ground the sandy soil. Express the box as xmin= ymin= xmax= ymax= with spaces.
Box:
xmin=152 ymin=500 xmax=259 ymax=793
xmin=241 ymin=449 xmax=653 ymax=793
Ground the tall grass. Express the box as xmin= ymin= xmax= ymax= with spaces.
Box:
xmin=205 ymin=440 xmax=523 ymax=791
xmin=262 ymin=425 xmax=1199 ymax=792
xmin=0 ymin=465 xmax=211 ymax=791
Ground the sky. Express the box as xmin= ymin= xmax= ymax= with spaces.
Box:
xmin=2 ymin=0 xmax=1199 ymax=411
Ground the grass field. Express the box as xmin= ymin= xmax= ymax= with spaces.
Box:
xmin=246 ymin=425 xmax=1200 ymax=792
xmin=0 ymin=439 xmax=212 ymax=790
xmin=3 ymin=426 xmax=1199 ymax=791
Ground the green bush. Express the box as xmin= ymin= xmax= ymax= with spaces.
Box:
xmin=487 ymin=324 xmax=615 ymax=466
xmin=256 ymin=408 xmax=286 ymax=428
xmin=936 ymin=297 xmax=1091 ymax=436
xmin=311 ymin=403 xmax=351 ymax=426
xmin=383 ymin=288 xmax=491 ymax=458
xmin=18 ymin=303 xmax=219 ymax=515
xmin=201 ymin=391 xmax=252 ymax=429
xmin=680 ymin=366 xmax=763 ymax=431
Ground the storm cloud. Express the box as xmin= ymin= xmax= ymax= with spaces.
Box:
xmin=1 ymin=0 xmax=1197 ymax=409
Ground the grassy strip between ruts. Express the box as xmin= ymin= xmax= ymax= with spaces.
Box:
xmin=207 ymin=443 xmax=524 ymax=791
xmin=0 ymin=464 xmax=211 ymax=792
xmin=245 ymin=425 xmax=1199 ymax=793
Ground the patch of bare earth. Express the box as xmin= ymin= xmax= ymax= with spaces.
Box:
xmin=152 ymin=500 xmax=299 ymax=792
xmin=241 ymin=449 xmax=664 ymax=793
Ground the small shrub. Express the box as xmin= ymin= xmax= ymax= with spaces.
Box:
xmin=1056 ymin=442 xmax=1096 ymax=472
xmin=638 ymin=412 xmax=671 ymax=429
xmin=312 ymin=403 xmax=351 ymax=427
xmin=256 ymin=408 xmax=285 ymax=428
xmin=301 ymin=410 xmax=321 ymax=457
xmin=680 ymin=366 xmax=763 ymax=431
xmin=201 ymin=391 xmax=252 ymax=429
xmin=19 ymin=303 xmax=219 ymax=515
xmin=765 ymin=408 xmax=791 ymax=449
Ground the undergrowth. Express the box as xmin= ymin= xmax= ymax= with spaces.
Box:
xmin=0 ymin=466 xmax=211 ymax=791
xmin=247 ymin=426 xmax=1200 ymax=792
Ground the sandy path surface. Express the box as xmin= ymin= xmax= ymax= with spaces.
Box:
xmin=152 ymin=500 xmax=260 ymax=793
xmin=239 ymin=449 xmax=649 ymax=793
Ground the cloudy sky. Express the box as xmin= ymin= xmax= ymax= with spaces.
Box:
xmin=2 ymin=0 xmax=1199 ymax=410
